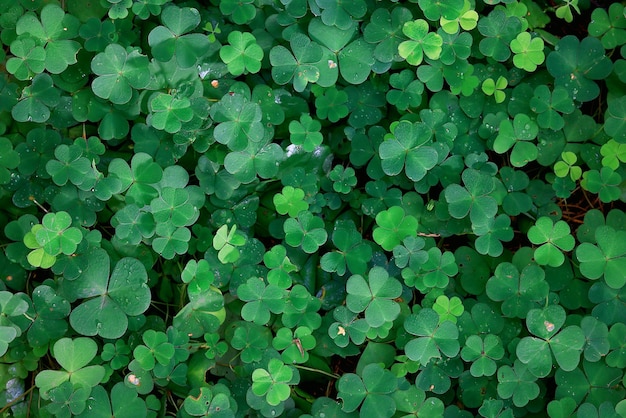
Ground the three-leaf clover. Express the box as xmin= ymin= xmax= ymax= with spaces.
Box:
xmin=273 ymin=186 xmax=309 ymax=218
xmin=252 ymin=359 xmax=298 ymax=406
xmin=321 ymin=219 xmax=373 ymax=276
xmin=24 ymin=211 xmax=82 ymax=268
xmin=270 ymin=34 xmax=322 ymax=92
xmin=237 ymin=277 xmax=286 ymax=325
xmin=283 ymin=211 xmax=328 ymax=253
xmin=337 ymin=363 xmax=397 ymax=416
xmin=379 ymin=120 xmax=438 ymax=182
xmin=272 ymin=326 xmax=316 ymax=364
xmin=148 ymin=5 xmax=208 ymax=68
xmin=212 ymin=224 xmax=246 ymax=264
xmin=63 ymin=248 xmax=151 ymax=339
xmin=588 ymin=3 xmax=626 ymax=49
xmin=219 ymin=31 xmax=263 ymax=76
xmin=346 ymin=267 xmax=402 ymax=328
xmin=461 ymin=334 xmax=505 ymax=377
xmin=546 ymin=35 xmax=612 ymax=102
xmin=91 ymin=44 xmax=151 ymax=105
xmin=576 ymin=226 xmax=626 ymax=289
xmin=527 ymin=216 xmax=575 ymax=267
xmin=493 ymin=114 xmax=539 ymax=167
xmin=486 ymin=262 xmax=549 ymax=318
xmin=581 ymin=167 xmax=622 ymax=203
xmin=510 ymin=32 xmax=545 ymax=72
xmin=372 ymin=206 xmax=418 ymax=252
xmin=398 ymin=19 xmax=443 ymax=66
xmin=14 ymin=4 xmax=81 ymax=74
xmin=516 ymin=305 xmax=585 ymax=378
xmin=289 ymin=114 xmax=323 ymax=152
xmin=497 ymin=360 xmax=540 ymax=407
xmin=404 ymin=308 xmax=460 ymax=364
xmin=444 ymin=168 xmax=498 ymax=226
xmin=35 ymin=337 xmax=106 ymax=396
xmin=147 ymin=93 xmax=193 ymax=133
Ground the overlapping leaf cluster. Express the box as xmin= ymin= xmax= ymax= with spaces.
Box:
xmin=1 ymin=0 xmax=626 ymax=417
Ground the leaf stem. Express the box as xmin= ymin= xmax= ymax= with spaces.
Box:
xmin=0 ymin=385 xmax=36 ymax=415
xmin=293 ymin=364 xmax=340 ymax=379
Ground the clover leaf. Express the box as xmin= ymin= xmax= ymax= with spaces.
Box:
xmin=473 ymin=214 xmax=514 ymax=257
xmin=461 ymin=334 xmax=504 ymax=377
xmin=81 ymin=383 xmax=148 ymax=418
xmin=527 ymin=216 xmax=575 ymax=267
xmin=14 ymin=4 xmax=81 ymax=74
xmin=273 ymin=326 xmax=316 ymax=364
xmin=530 ymin=85 xmax=575 ymax=131
xmin=493 ymin=114 xmax=539 ymax=167
xmin=379 ymin=120 xmax=438 ymax=182
xmin=33 ymin=211 xmax=82 ymax=258
xmin=237 ymin=277 xmax=286 ymax=325
xmin=440 ymin=0 xmax=479 ymax=33
xmin=148 ymin=5 xmax=208 ymax=68
xmin=35 ymin=337 xmax=106 ymax=396
xmin=497 ymin=360 xmax=540 ymax=407
xmin=6 ymin=37 xmax=46 ymax=80
xmin=316 ymin=0 xmax=367 ymax=30
xmin=210 ymin=93 xmax=264 ymax=151
xmin=45 ymin=144 xmax=92 ymax=187
xmin=315 ymin=87 xmax=349 ymax=122
xmin=576 ymin=226 xmax=626 ymax=289
xmin=404 ymin=247 xmax=458 ymax=291
xmin=386 ymin=69 xmax=424 ymax=111
xmin=478 ymin=10 xmax=522 ymax=62
xmin=337 ymin=363 xmax=397 ymax=416
xmin=270 ymin=34 xmax=322 ymax=92
xmin=183 ymin=386 xmax=235 ymax=417
xmin=600 ymin=140 xmax=626 ymax=170
xmin=555 ymin=0 xmax=581 ymax=23
xmin=444 ymin=168 xmax=498 ymax=226
xmin=284 ymin=211 xmax=328 ymax=254
xmin=132 ymin=329 xmax=175 ymax=372
xmin=517 ymin=305 xmax=585 ymax=378
xmin=481 ymin=76 xmax=508 ymax=103
xmin=212 ymin=224 xmax=246 ymax=264
xmin=510 ymin=32 xmax=545 ymax=72
xmin=11 ymin=73 xmax=60 ymax=123
xmin=45 ymin=382 xmax=90 ymax=417
xmin=273 ymin=186 xmax=309 ymax=218
xmin=398 ymin=19 xmax=443 ymax=66
xmin=62 ymin=248 xmax=150 ymax=339
xmin=321 ymin=219 xmax=372 ymax=276
xmin=220 ymin=31 xmax=263 ymax=76
xmin=588 ymin=3 xmax=626 ymax=50
xmin=111 ymin=204 xmax=155 ymax=245
xmin=363 ymin=7 xmax=413 ymax=63
xmin=219 ymin=0 xmax=255 ymax=24
xmin=224 ymin=142 xmax=284 ymax=184
xmin=581 ymin=167 xmax=622 ymax=203
xmin=289 ymin=114 xmax=323 ymax=152
xmin=372 ymin=206 xmax=418 ymax=252
xmin=252 ymin=359 xmax=298 ymax=406
xmin=404 ymin=308 xmax=460 ymax=364
xmin=546 ymin=35 xmax=612 ymax=102
xmin=486 ymin=262 xmax=549 ymax=318
xmin=91 ymin=44 xmax=150 ymax=105
xmin=147 ymin=93 xmax=193 ymax=133
xmin=346 ymin=267 xmax=402 ymax=328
